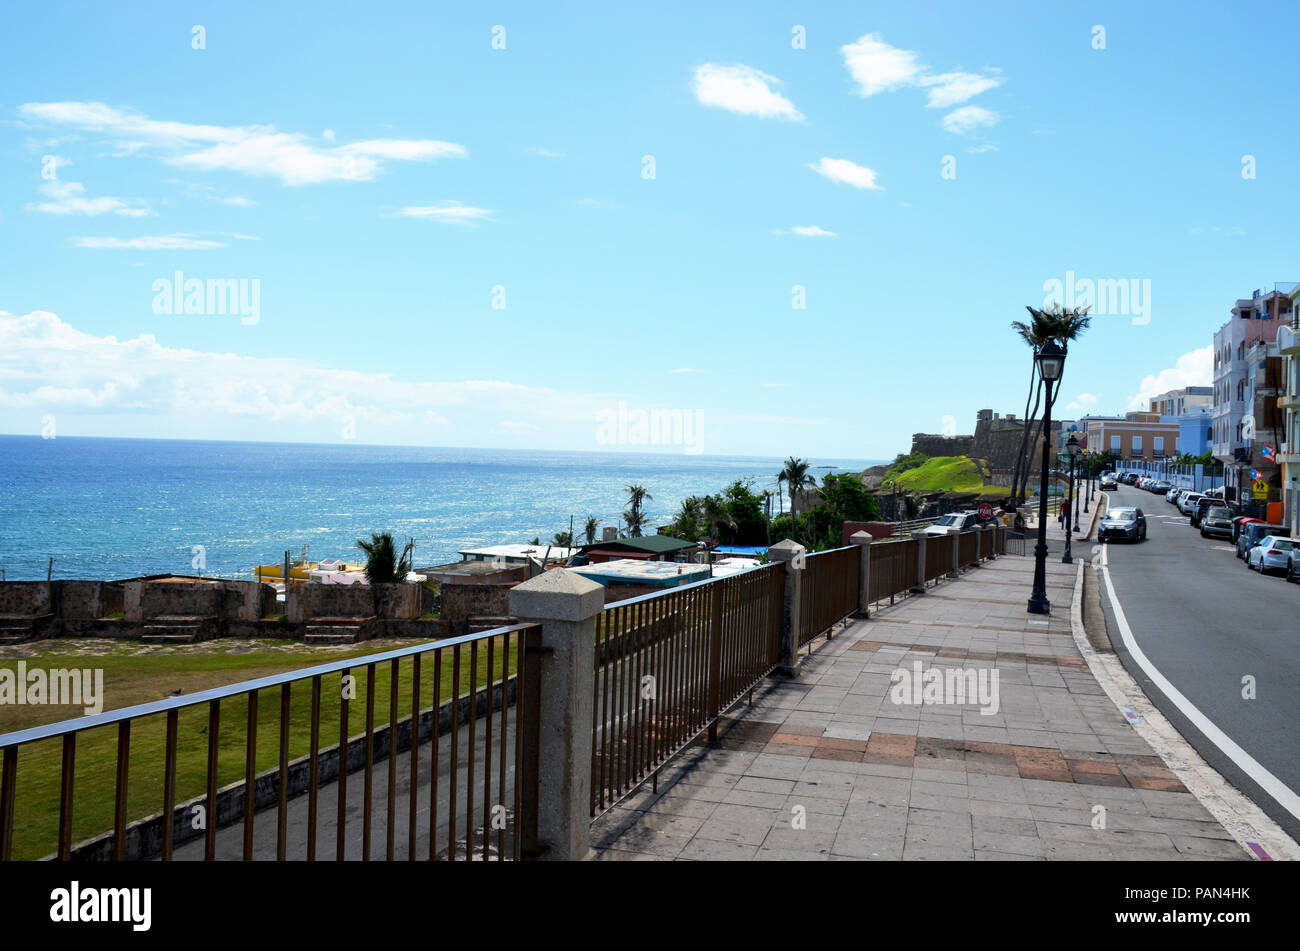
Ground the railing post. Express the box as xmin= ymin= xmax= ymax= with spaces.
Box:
xmin=769 ymin=540 xmax=806 ymax=676
xmin=909 ymin=531 xmax=928 ymax=593
xmin=509 ymin=569 xmax=605 ymax=861
xmin=949 ymin=531 xmax=961 ymax=578
xmin=984 ymin=524 xmax=997 ymax=560
xmin=850 ymin=531 xmax=872 ymax=618
xmin=706 ymin=581 xmax=724 ymax=743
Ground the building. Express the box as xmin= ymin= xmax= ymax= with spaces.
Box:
xmin=1148 ymin=386 xmax=1213 ymax=417
xmin=1278 ymin=285 xmax=1300 ymax=535
xmin=1084 ymin=412 xmax=1181 ymax=461
xmin=576 ymin=535 xmax=698 ymax=564
xmin=1212 ymin=284 xmax=1296 ymax=501
xmin=1169 ymin=408 xmax=1214 ymax=458
xmin=457 ymin=544 xmax=575 ymax=564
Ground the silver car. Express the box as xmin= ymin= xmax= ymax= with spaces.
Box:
xmin=1247 ymin=536 xmax=1296 ymax=575
xmin=1098 ymin=506 xmax=1147 ymax=543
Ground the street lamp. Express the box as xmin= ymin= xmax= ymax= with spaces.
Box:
xmin=1028 ymin=340 xmax=1066 ymax=614
xmin=1070 ymin=436 xmax=1082 ymax=534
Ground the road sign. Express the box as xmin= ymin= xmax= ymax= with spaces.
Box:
xmin=1252 ymin=480 xmax=1269 ymax=500
xmin=978 ymin=503 xmax=995 ymax=520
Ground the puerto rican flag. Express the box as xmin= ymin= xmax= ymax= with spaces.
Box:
xmin=1250 ymin=466 xmax=1262 ymax=481
xmin=1261 ymin=443 xmax=1276 ymax=462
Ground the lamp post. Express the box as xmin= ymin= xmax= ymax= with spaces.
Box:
xmin=1028 ymin=340 xmax=1066 ymax=614
xmin=1072 ymin=438 xmax=1082 ymax=533
xmin=1083 ymin=450 xmax=1092 ymax=513
xmin=1062 ymin=434 xmax=1079 ymax=561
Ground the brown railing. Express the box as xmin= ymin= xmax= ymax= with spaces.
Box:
xmin=923 ymin=534 xmax=951 ymax=583
xmin=958 ymin=530 xmax=978 ymax=567
xmin=590 ymin=564 xmax=783 ymax=817
xmin=797 ymin=546 xmax=859 ymax=647
xmin=0 ymin=623 xmax=543 ymax=862
xmin=868 ymin=537 xmax=917 ymax=605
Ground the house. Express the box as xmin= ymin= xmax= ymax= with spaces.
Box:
xmin=576 ymin=535 xmax=698 ymax=564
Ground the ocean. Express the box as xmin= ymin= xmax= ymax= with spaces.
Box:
xmin=0 ymin=436 xmax=881 ymax=581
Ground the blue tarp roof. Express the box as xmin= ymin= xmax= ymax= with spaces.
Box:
xmin=713 ymin=546 xmax=767 ymax=556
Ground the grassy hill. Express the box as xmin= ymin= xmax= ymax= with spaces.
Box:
xmin=891 ymin=455 xmax=986 ymax=493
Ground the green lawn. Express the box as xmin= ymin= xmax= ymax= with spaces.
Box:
xmin=893 ymin=455 xmax=986 ymax=493
xmin=0 ymin=637 xmax=516 ymax=860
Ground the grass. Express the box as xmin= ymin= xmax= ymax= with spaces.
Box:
xmin=892 ymin=456 xmax=986 ymax=493
xmin=0 ymin=636 xmax=517 ymax=860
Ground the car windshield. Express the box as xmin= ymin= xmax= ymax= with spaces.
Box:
xmin=1269 ymin=539 xmax=1295 ymax=551
xmin=1208 ymin=507 xmax=1230 ymax=518
xmin=935 ymin=515 xmax=959 ymax=526
xmin=1109 ymin=511 xmax=1137 ymax=521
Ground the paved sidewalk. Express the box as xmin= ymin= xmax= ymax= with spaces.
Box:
xmin=591 ymin=521 xmax=1246 ymax=861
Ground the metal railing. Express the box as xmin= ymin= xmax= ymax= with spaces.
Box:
xmin=890 ymin=516 xmax=939 ymax=536
xmin=797 ymin=546 xmax=859 ymax=647
xmin=0 ymin=623 xmax=543 ymax=862
xmin=589 ymin=564 xmax=783 ymax=818
xmin=868 ymin=537 xmax=917 ymax=604
xmin=923 ymin=534 xmax=951 ymax=583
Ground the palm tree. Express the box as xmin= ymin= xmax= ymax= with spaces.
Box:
xmin=700 ymin=494 xmax=736 ymax=543
xmin=552 ymin=531 xmax=574 ymax=547
xmin=1009 ymin=309 xmax=1057 ymax=503
xmin=622 ymin=508 xmax=648 ymax=538
xmin=582 ymin=516 xmax=600 ymax=545
xmin=779 ymin=457 xmax=815 ymax=517
xmin=1011 ymin=305 xmax=1092 ymax=502
xmin=356 ymin=532 xmax=415 ymax=584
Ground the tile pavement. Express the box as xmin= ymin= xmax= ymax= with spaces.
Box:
xmin=591 ymin=521 xmax=1248 ymax=861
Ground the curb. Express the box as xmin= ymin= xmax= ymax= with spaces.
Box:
xmin=1067 ymin=560 xmax=1300 ymax=861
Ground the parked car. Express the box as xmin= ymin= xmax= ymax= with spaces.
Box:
xmin=1098 ymin=506 xmax=1146 ymax=542
xmin=1246 ymin=536 xmax=1297 ymax=575
xmin=1167 ymin=488 xmax=1184 ymax=505
xmin=1099 ymin=476 xmax=1118 ymax=491
xmin=1200 ymin=505 xmax=1234 ymax=539
xmin=923 ymin=511 xmax=982 ymax=536
xmin=1190 ymin=496 xmax=1217 ymax=529
xmin=1237 ymin=522 xmax=1290 ymax=559
xmin=1178 ymin=493 xmax=1205 ymax=515
xmin=1148 ymin=480 xmax=1172 ymax=493
xmin=1231 ymin=516 xmax=1262 ymax=543
xmin=1120 ymin=473 xmax=1139 ymax=485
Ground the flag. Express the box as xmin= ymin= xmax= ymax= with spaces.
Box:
xmin=1250 ymin=467 xmax=1261 ymax=481
xmin=1261 ymin=443 xmax=1276 ymax=462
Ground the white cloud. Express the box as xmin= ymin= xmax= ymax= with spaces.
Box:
xmin=918 ymin=71 xmax=1005 ymax=109
xmin=966 ymin=144 xmax=999 ymax=154
xmin=841 ymin=34 xmax=926 ymax=96
xmin=0 ymin=310 xmax=618 ymax=437
xmin=224 ymin=196 xmax=255 ymax=207
xmin=775 ymin=225 xmax=837 ymax=237
xmin=1067 ymin=392 xmax=1099 ymax=411
xmin=941 ymin=105 xmax=999 ymax=135
xmin=72 ymin=234 xmax=227 ymax=250
xmin=18 ymin=102 xmax=466 ymax=186
xmin=808 ymin=157 xmax=882 ymax=190
xmin=27 ymin=178 xmax=148 ymax=217
xmin=398 ymin=201 xmax=493 ymax=223
xmin=692 ymin=63 xmax=803 ymax=120
xmin=1127 ymin=347 xmax=1213 ymax=410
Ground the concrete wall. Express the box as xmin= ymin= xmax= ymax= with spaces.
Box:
xmin=841 ymin=521 xmax=896 ymax=544
xmin=125 ymin=579 xmax=275 ymax=622
xmin=911 ymin=433 xmax=975 ymax=457
xmin=0 ymin=581 xmax=53 ymax=616
xmin=286 ymin=582 xmax=434 ymax=622
xmin=440 ymin=582 xmax=512 ymax=624
xmin=0 ymin=580 xmax=125 ymax=619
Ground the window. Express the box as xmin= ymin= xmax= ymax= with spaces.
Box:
xmin=1110 ymin=434 xmax=1121 ymax=451
xmin=1154 ymin=436 xmax=1164 ymax=454
xmin=1132 ymin=435 xmax=1143 ymax=454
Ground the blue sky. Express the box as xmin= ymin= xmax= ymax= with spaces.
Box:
xmin=2 ymin=0 xmax=1298 ymax=459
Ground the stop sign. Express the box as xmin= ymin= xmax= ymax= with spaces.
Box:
xmin=978 ymin=503 xmax=995 ymax=520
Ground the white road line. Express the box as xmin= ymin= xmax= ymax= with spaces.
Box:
xmin=1097 ymin=542 xmax=1300 ymax=823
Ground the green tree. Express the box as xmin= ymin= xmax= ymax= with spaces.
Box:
xmin=553 ymin=531 xmax=573 ymax=547
xmin=582 ymin=516 xmax=600 ymax=545
xmin=779 ymin=457 xmax=815 ymax=517
xmin=356 ymin=532 xmax=414 ymax=584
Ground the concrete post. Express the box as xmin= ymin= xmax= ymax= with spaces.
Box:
xmin=984 ymin=524 xmax=997 ymax=560
xmin=769 ymin=539 xmax=806 ymax=675
xmin=850 ymin=531 xmax=872 ymax=618
xmin=909 ymin=531 xmax=928 ymax=593
xmin=508 ymin=569 xmax=604 ymax=861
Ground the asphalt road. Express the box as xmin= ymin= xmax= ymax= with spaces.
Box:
xmin=1091 ymin=484 xmax=1300 ymax=842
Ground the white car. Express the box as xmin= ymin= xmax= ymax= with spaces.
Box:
xmin=1178 ymin=493 xmax=1205 ymax=515
xmin=1247 ymin=536 xmax=1296 ymax=575
xmin=923 ymin=512 xmax=982 ymax=536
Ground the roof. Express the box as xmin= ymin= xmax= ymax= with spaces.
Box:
xmin=569 ymin=559 xmax=709 ymax=587
xmin=578 ymin=536 xmax=696 ymax=555
xmin=713 ymin=545 xmax=768 ymax=557
xmin=458 ymin=544 xmax=575 ymax=561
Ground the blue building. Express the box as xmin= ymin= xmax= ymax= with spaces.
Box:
xmin=1166 ymin=408 xmax=1213 ymax=457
